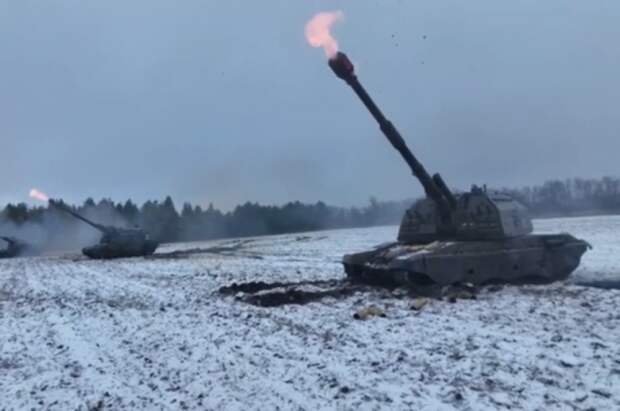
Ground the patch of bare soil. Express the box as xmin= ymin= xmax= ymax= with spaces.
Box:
xmin=148 ymin=239 xmax=257 ymax=259
xmin=219 ymin=279 xmax=480 ymax=307
xmin=575 ymin=279 xmax=620 ymax=290
xmin=219 ymin=279 xmax=369 ymax=307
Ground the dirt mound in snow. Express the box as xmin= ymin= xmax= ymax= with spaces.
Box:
xmin=148 ymin=239 xmax=261 ymax=260
xmin=219 ymin=279 xmax=480 ymax=307
xmin=219 ymin=279 xmax=371 ymax=307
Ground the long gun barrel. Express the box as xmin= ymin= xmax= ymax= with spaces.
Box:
xmin=328 ymin=52 xmax=455 ymax=214
xmin=49 ymin=200 xmax=108 ymax=233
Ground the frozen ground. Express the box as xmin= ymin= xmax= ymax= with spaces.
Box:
xmin=0 ymin=215 xmax=619 ymax=410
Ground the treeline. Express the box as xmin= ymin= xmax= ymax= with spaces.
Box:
xmin=2 ymin=176 xmax=619 ymax=245
xmin=504 ymin=176 xmax=620 ymax=217
xmin=1 ymin=196 xmax=410 ymax=244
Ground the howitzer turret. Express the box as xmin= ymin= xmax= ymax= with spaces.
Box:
xmin=49 ymin=199 xmax=158 ymax=259
xmin=1 ymin=236 xmax=17 ymax=246
xmin=0 ymin=236 xmax=36 ymax=258
xmin=0 ymin=236 xmax=20 ymax=258
xmin=324 ymin=51 xmax=590 ymax=285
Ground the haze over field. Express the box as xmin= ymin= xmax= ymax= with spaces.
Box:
xmin=1 ymin=1 xmax=619 ymax=209
xmin=1 ymin=217 xmax=619 ymax=409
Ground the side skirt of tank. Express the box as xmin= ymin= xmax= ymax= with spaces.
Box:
xmin=343 ymin=234 xmax=589 ymax=286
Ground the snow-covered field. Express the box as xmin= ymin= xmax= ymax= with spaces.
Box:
xmin=1 ymin=216 xmax=619 ymax=410
xmin=535 ymin=215 xmax=620 ymax=285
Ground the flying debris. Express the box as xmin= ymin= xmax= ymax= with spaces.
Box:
xmin=48 ymin=200 xmax=158 ymax=259
xmin=312 ymin=44 xmax=590 ymax=286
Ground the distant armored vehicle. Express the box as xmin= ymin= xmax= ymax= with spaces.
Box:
xmin=326 ymin=51 xmax=589 ymax=285
xmin=0 ymin=236 xmax=34 ymax=258
xmin=49 ymin=200 xmax=158 ymax=259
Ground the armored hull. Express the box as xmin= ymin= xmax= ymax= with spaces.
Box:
xmin=343 ymin=234 xmax=590 ymax=286
xmin=0 ymin=248 xmax=19 ymax=259
xmin=0 ymin=237 xmax=36 ymax=259
xmin=318 ymin=51 xmax=591 ymax=286
xmin=49 ymin=200 xmax=159 ymax=259
xmin=82 ymin=239 xmax=158 ymax=259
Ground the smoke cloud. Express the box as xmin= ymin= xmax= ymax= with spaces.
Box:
xmin=0 ymin=204 xmax=129 ymax=254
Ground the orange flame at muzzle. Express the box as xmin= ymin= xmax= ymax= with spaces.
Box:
xmin=29 ymin=188 xmax=49 ymax=202
xmin=305 ymin=11 xmax=344 ymax=59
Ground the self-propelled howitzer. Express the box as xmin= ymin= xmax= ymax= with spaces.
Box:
xmin=327 ymin=51 xmax=589 ymax=285
xmin=0 ymin=236 xmax=37 ymax=258
xmin=49 ymin=200 xmax=158 ymax=259
xmin=1 ymin=236 xmax=23 ymax=258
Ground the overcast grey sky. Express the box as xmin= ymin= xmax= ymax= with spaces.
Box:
xmin=1 ymin=1 xmax=618 ymax=209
